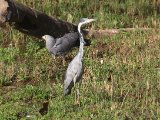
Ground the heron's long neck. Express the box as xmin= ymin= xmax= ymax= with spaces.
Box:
xmin=78 ymin=23 xmax=85 ymax=60
xmin=78 ymin=34 xmax=84 ymax=59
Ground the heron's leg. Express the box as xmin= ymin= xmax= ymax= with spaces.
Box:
xmin=74 ymin=81 xmax=77 ymax=103
xmin=73 ymin=75 xmax=78 ymax=104
xmin=77 ymin=80 xmax=82 ymax=105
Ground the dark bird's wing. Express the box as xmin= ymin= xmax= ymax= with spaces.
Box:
xmin=49 ymin=32 xmax=91 ymax=56
xmin=50 ymin=32 xmax=79 ymax=55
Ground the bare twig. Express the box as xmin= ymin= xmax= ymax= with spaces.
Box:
xmin=86 ymin=28 xmax=159 ymax=39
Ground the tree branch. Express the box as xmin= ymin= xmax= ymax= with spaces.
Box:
xmin=86 ymin=28 xmax=159 ymax=39
xmin=0 ymin=0 xmax=77 ymax=39
xmin=0 ymin=0 xmax=159 ymax=40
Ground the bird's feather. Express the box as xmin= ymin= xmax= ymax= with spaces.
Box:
xmin=49 ymin=32 xmax=79 ymax=56
xmin=64 ymin=54 xmax=84 ymax=95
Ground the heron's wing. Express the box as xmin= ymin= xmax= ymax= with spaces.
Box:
xmin=64 ymin=56 xmax=83 ymax=87
xmin=64 ymin=61 xmax=78 ymax=84
xmin=64 ymin=64 xmax=78 ymax=95
xmin=76 ymin=62 xmax=84 ymax=83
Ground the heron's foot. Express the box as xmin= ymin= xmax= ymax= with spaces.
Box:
xmin=75 ymin=94 xmax=81 ymax=106
xmin=74 ymin=99 xmax=81 ymax=106
xmin=77 ymin=99 xmax=81 ymax=106
xmin=74 ymin=97 xmax=77 ymax=104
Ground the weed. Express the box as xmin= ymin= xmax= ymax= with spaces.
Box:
xmin=0 ymin=0 xmax=159 ymax=119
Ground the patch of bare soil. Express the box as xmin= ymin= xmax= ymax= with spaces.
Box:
xmin=116 ymin=43 xmax=132 ymax=57
xmin=90 ymin=42 xmax=109 ymax=59
xmin=147 ymin=34 xmax=160 ymax=48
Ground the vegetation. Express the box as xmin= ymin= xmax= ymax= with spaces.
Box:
xmin=0 ymin=0 xmax=159 ymax=119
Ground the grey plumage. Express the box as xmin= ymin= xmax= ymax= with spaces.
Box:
xmin=64 ymin=34 xmax=85 ymax=95
xmin=64 ymin=18 xmax=95 ymax=104
xmin=42 ymin=32 xmax=79 ymax=56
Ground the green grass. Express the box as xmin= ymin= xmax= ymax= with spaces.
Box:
xmin=0 ymin=0 xmax=160 ymax=119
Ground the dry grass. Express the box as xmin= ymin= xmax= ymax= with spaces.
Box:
xmin=0 ymin=0 xmax=160 ymax=119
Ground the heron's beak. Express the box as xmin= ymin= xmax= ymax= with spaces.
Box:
xmin=87 ymin=19 xmax=95 ymax=23
xmin=88 ymin=19 xmax=95 ymax=23
xmin=84 ymin=19 xmax=95 ymax=25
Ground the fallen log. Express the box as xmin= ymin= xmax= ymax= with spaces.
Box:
xmin=0 ymin=0 xmax=158 ymax=40
xmin=86 ymin=28 xmax=159 ymax=38
xmin=0 ymin=0 xmax=77 ymax=39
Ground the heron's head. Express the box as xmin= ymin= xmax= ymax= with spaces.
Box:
xmin=79 ymin=18 xmax=95 ymax=25
xmin=78 ymin=18 xmax=95 ymax=33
